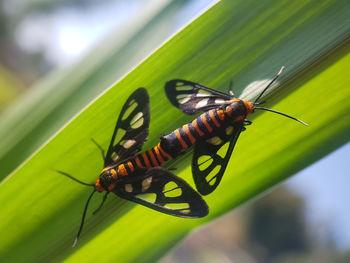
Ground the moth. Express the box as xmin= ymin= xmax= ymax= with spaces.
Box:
xmin=56 ymin=88 xmax=208 ymax=246
xmin=163 ymin=67 xmax=308 ymax=195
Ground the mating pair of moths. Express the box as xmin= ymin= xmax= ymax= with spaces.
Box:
xmin=58 ymin=67 xmax=307 ymax=246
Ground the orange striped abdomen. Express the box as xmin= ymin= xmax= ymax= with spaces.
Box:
xmin=159 ymin=108 xmax=227 ymax=158
xmin=119 ymin=143 xmax=172 ymax=175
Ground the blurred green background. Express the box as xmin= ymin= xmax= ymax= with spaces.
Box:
xmin=0 ymin=0 xmax=349 ymax=262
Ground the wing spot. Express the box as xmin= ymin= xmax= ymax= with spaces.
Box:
xmin=163 ymin=187 xmax=182 ymax=197
xmin=197 ymin=155 xmax=213 ymax=171
xmin=130 ymin=112 xmax=144 ymax=128
xmin=180 ymin=209 xmax=191 ymax=214
xmin=179 ymin=96 xmax=191 ymax=104
xmin=136 ymin=193 xmax=157 ymax=203
xmin=122 ymin=139 xmax=136 ymax=149
xmin=176 ymin=85 xmax=192 ymax=91
xmin=176 ymin=94 xmax=192 ymax=104
xmin=217 ymin=142 xmax=230 ymax=158
xmin=111 ymin=153 xmax=119 ymax=162
xmin=176 ymin=94 xmax=189 ymax=99
xmin=206 ymin=165 xmax=221 ymax=186
xmin=114 ymin=129 xmax=126 ymax=144
xmin=196 ymin=93 xmax=209 ymax=97
xmin=125 ymin=184 xmax=133 ymax=192
xmin=142 ymin=177 xmax=152 ymax=192
xmin=215 ymin=99 xmax=225 ymax=104
xmin=195 ymin=99 xmax=209 ymax=109
xmin=206 ymin=136 xmax=223 ymax=146
xmin=163 ymin=181 xmax=178 ymax=192
xmin=197 ymin=89 xmax=211 ymax=95
xmin=164 ymin=203 xmax=190 ymax=210
xmin=208 ymin=177 xmax=217 ymax=186
xmin=226 ymin=126 xmax=234 ymax=135
xmin=122 ymin=100 xmax=138 ymax=120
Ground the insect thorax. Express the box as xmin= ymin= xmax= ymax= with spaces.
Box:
xmin=98 ymin=170 xmax=117 ymax=191
xmin=224 ymin=100 xmax=249 ymax=120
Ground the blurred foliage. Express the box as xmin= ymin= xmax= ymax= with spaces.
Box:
xmin=0 ymin=0 xmax=190 ymax=177
xmin=0 ymin=0 xmax=349 ymax=262
xmin=0 ymin=0 xmax=140 ymax=86
xmin=248 ymin=188 xmax=309 ymax=262
xmin=0 ymin=66 xmax=23 ymax=110
xmin=162 ymin=187 xmax=350 ymax=263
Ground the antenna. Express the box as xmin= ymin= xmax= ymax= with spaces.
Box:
xmin=254 ymin=66 xmax=284 ymax=104
xmin=253 ymin=67 xmax=308 ymax=126
xmin=53 ymin=169 xmax=95 ymax=186
xmin=53 ymin=169 xmax=96 ymax=246
xmin=73 ymin=189 xmax=96 ymax=247
xmin=254 ymin=107 xmax=308 ymax=126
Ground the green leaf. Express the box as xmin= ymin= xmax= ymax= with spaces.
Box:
xmin=1 ymin=0 xmax=349 ymax=262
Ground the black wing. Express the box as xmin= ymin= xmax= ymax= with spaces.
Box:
xmin=104 ymin=88 xmax=150 ymax=166
xmin=165 ymin=79 xmax=233 ymax=115
xmin=192 ymin=122 xmax=243 ymax=195
xmin=113 ymin=167 xmax=208 ymax=218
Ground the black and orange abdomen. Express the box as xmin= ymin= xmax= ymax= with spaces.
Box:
xmin=116 ymin=143 xmax=172 ymax=177
xmin=114 ymin=100 xmax=249 ymax=177
xmin=158 ymin=100 xmax=248 ymax=159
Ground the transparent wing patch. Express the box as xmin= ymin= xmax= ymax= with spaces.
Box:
xmin=104 ymin=88 xmax=150 ymax=166
xmin=192 ymin=122 xmax=243 ymax=195
xmin=113 ymin=167 xmax=208 ymax=218
xmin=165 ymin=79 xmax=233 ymax=115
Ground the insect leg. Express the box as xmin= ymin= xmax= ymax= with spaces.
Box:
xmin=92 ymin=192 xmax=110 ymax=215
xmin=243 ymin=120 xmax=252 ymax=126
xmin=91 ymin=138 xmax=105 ymax=161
